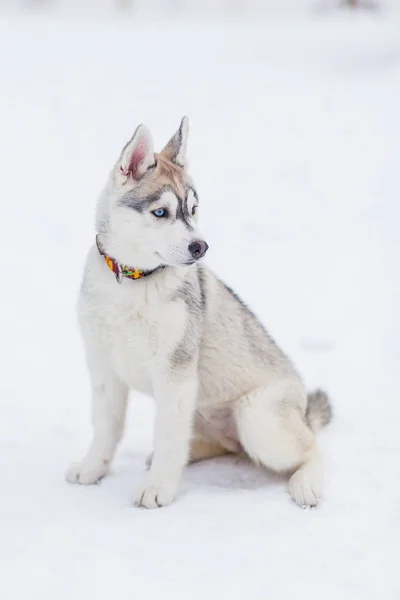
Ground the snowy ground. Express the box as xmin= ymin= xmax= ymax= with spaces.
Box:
xmin=0 ymin=10 xmax=399 ymax=600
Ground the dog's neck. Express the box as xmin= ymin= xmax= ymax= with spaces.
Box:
xmin=95 ymin=235 xmax=165 ymax=284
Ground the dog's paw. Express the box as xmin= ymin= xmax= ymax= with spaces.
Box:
xmin=134 ymin=479 xmax=176 ymax=509
xmin=65 ymin=460 xmax=109 ymax=485
xmin=288 ymin=466 xmax=322 ymax=508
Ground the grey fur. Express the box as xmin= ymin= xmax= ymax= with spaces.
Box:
xmin=175 ymin=187 xmax=197 ymax=229
xmin=119 ymin=187 xmax=170 ymax=212
xmin=170 ymin=333 xmax=195 ymax=369
xmin=217 ymin=279 xmax=287 ymax=368
xmin=197 ymin=267 xmax=207 ymax=312
xmin=305 ymin=389 xmax=332 ymax=432
xmin=175 ymin=196 xmax=193 ymax=229
xmin=173 ymin=276 xmax=204 ymax=319
xmin=170 ymin=270 xmax=204 ymax=370
xmin=173 ymin=121 xmax=184 ymax=167
xmin=120 ymin=196 xmax=149 ymax=213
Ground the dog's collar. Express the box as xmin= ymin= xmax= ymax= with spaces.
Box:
xmin=96 ymin=235 xmax=164 ymax=283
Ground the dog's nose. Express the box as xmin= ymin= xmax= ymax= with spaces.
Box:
xmin=188 ymin=240 xmax=209 ymax=260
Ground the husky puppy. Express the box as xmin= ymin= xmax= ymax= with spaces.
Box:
xmin=66 ymin=117 xmax=332 ymax=508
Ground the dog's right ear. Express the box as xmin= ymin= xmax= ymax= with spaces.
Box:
xmin=116 ymin=125 xmax=155 ymax=183
xmin=160 ymin=117 xmax=189 ymax=168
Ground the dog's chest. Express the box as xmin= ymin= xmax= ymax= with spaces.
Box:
xmin=83 ymin=281 xmax=165 ymax=394
xmin=112 ymin=303 xmax=159 ymax=388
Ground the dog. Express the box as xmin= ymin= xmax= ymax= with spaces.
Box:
xmin=66 ymin=117 xmax=332 ymax=508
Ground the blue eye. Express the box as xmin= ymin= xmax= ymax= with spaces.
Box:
xmin=153 ymin=208 xmax=167 ymax=218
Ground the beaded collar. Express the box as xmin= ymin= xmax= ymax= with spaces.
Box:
xmin=96 ymin=235 xmax=164 ymax=283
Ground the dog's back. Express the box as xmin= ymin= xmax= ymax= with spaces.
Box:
xmin=195 ymin=267 xmax=300 ymax=404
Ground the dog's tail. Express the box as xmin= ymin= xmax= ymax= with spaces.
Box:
xmin=305 ymin=389 xmax=332 ymax=433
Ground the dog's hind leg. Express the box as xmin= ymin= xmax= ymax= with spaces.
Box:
xmin=234 ymin=383 xmax=324 ymax=507
xmin=146 ymin=436 xmax=230 ymax=469
xmin=187 ymin=411 xmax=240 ymax=463
xmin=188 ymin=437 xmax=231 ymax=463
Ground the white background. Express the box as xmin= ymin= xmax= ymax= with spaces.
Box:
xmin=0 ymin=3 xmax=399 ymax=599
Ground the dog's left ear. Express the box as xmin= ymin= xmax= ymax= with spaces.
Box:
xmin=160 ymin=117 xmax=189 ymax=167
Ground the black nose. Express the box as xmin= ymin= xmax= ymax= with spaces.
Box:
xmin=188 ymin=240 xmax=209 ymax=260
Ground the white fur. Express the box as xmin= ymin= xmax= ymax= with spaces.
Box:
xmin=66 ymin=119 xmax=330 ymax=509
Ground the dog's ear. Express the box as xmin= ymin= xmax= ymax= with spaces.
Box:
xmin=118 ymin=124 xmax=155 ymax=181
xmin=160 ymin=116 xmax=189 ymax=167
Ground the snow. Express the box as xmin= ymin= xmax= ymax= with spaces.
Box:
xmin=0 ymin=9 xmax=399 ymax=600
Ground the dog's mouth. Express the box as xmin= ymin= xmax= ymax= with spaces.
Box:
xmin=156 ymin=252 xmax=196 ymax=268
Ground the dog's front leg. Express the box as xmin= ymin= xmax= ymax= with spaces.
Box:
xmin=66 ymin=349 xmax=129 ymax=485
xmin=134 ymin=371 xmax=197 ymax=509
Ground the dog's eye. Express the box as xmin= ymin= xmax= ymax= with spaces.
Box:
xmin=192 ymin=205 xmax=197 ymax=216
xmin=152 ymin=208 xmax=167 ymax=218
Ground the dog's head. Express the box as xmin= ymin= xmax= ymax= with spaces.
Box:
xmin=96 ymin=117 xmax=208 ymax=270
